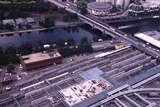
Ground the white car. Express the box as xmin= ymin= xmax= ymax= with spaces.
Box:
xmin=5 ymin=86 xmax=11 ymax=91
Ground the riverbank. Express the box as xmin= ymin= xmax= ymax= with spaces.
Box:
xmin=0 ymin=21 xmax=84 ymax=36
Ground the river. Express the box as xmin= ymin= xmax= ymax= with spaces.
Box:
xmin=0 ymin=25 xmax=96 ymax=49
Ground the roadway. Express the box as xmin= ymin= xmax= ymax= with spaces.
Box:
xmin=47 ymin=0 xmax=160 ymax=60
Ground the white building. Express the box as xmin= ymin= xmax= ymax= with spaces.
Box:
xmin=26 ymin=17 xmax=35 ymax=24
xmin=96 ymin=0 xmax=111 ymax=2
xmin=2 ymin=19 xmax=15 ymax=26
xmin=87 ymin=2 xmax=112 ymax=16
xmin=87 ymin=0 xmax=131 ymax=16
xmin=116 ymin=0 xmax=130 ymax=10
xmin=15 ymin=18 xmax=25 ymax=25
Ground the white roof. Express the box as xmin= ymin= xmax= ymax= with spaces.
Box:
xmin=15 ymin=18 xmax=25 ymax=24
xmin=135 ymin=33 xmax=160 ymax=49
xmin=26 ymin=17 xmax=35 ymax=23
xmin=2 ymin=19 xmax=15 ymax=25
xmin=22 ymin=52 xmax=61 ymax=64
xmin=142 ymin=0 xmax=160 ymax=8
xmin=95 ymin=46 xmax=130 ymax=58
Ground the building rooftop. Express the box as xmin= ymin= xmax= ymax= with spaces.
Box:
xmin=26 ymin=17 xmax=35 ymax=23
xmin=142 ymin=0 xmax=160 ymax=8
xmin=2 ymin=19 xmax=15 ymax=25
xmin=15 ymin=18 xmax=25 ymax=25
xmin=134 ymin=31 xmax=160 ymax=49
xmin=0 ymin=73 xmax=17 ymax=83
xmin=21 ymin=52 xmax=61 ymax=64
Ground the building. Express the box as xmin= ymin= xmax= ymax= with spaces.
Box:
xmin=2 ymin=19 xmax=15 ymax=26
xmin=26 ymin=17 xmax=35 ymax=24
xmin=134 ymin=31 xmax=160 ymax=49
xmin=115 ymin=42 xmax=125 ymax=49
xmin=92 ymin=41 xmax=115 ymax=52
xmin=116 ymin=0 xmax=130 ymax=10
xmin=128 ymin=0 xmax=160 ymax=16
xmin=0 ymin=73 xmax=17 ymax=84
xmin=87 ymin=0 xmax=131 ymax=16
xmin=20 ymin=52 xmax=62 ymax=71
xmin=15 ymin=18 xmax=25 ymax=25
xmin=87 ymin=2 xmax=112 ymax=16
xmin=96 ymin=0 xmax=111 ymax=2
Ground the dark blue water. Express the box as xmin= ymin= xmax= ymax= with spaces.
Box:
xmin=0 ymin=26 xmax=94 ymax=49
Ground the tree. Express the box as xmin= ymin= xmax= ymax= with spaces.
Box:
xmin=40 ymin=16 xmax=55 ymax=28
xmin=5 ymin=45 xmax=17 ymax=55
xmin=7 ymin=64 xmax=15 ymax=74
xmin=18 ymin=43 xmax=33 ymax=55
xmin=110 ymin=5 xmax=118 ymax=13
xmin=78 ymin=42 xmax=93 ymax=53
xmin=80 ymin=37 xmax=88 ymax=45
xmin=63 ymin=12 xmax=78 ymax=22
xmin=5 ymin=46 xmax=19 ymax=64
xmin=0 ymin=47 xmax=8 ymax=65
xmin=67 ymin=38 xmax=75 ymax=46
xmin=0 ymin=54 xmax=8 ymax=65
xmin=56 ymin=38 xmax=66 ymax=47
xmin=76 ymin=0 xmax=87 ymax=14
xmin=0 ymin=47 xmax=3 ymax=54
xmin=5 ymin=24 xmax=14 ymax=31
xmin=79 ymin=37 xmax=93 ymax=53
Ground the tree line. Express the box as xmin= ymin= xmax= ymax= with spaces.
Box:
xmin=0 ymin=37 xmax=93 ymax=66
xmin=0 ymin=0 xmax=58 ymax=20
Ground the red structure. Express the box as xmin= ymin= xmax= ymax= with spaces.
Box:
xmin=20 ymin=52 xmax=62 ymax=71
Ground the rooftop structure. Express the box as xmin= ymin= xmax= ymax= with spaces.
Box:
xmin=60 ymin=77 xmax=111 ymax=106
xmin=0 ymin=69 xmax=17 ymax=84
xmin=142 ymin=0 xmax=160 ymax=9
xmin=26 ymin=17 xmax=35 ymax=23
xmin=2 ymin=19 xmax=15 ymax=25
xmin=128 ymin=0 xmax=160 ymax=16
xmin=15 ymin=18 xmax=25 ymax=25
xmin=87 ymin=0 xmax=131 ymax=16
xmin=87 ymin=2 xmax=112 ymax=16
xmin=20 ymin=52 xmax=62 ymax=70
xmin=94 ymin=45 xmax=130 ymax=58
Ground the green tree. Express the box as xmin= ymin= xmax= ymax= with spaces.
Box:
xmin=40 ymin=16 xmax=55 ymax=28
xmin=0 ymin=47 xmax=8 ymax=65
xmin=67 ymin=38 xmax=75 ymax=46
xmin=7 ymin=64 xmax=15 ymax=74
xmin=76 ymin=0 xmax=87 ymax=14
xmin=80 ymin=37 xmax=88 ymax=45
xmin=18 ymin=43 xmax=33 ymax=55
xmin=5 ymin=45 xmax=19 ymax=64
xmin=5 ymin=45 xmax=17 ymax=55
xmin=56 ymin=38 xmax=66 ymax=47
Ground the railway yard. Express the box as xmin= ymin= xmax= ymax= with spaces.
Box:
xmin=0 ymin=46 xmax=160 ymax=107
